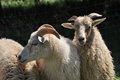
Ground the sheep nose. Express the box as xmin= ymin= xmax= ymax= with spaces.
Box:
xmin=18 ymin=55 xmax=21 ymax=61
xmin=78 ymin=37 xmax=84 ymax=42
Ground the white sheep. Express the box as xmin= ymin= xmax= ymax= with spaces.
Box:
xmin=18 ymin=24 xmax=80 ymax=80
xmin=61 ymin=13 xmax=115 ymax=80
xmin=0 ymin=38 xmax=39 ymax=80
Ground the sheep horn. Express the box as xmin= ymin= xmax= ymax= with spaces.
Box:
xmin=37 ymin=26 xmax=60 ymax=39
xmin=88 ymin=13 xmax=102 ymax=19
xmin=68 ymin=15 xmax=77 ymax=21
xmin=40 ymin=24 xmax=54 ymax=29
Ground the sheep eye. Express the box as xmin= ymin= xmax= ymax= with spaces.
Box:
xmin=85 ymin=26 xmax=90 ymax=32
xmin=32 ymin=42 xmax=38 ymax=46
xmin=71 ymin=22 xmax=74 ymax=25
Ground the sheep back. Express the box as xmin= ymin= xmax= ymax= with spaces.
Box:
xmin=0 ymin=38 xmax=39 ymax=80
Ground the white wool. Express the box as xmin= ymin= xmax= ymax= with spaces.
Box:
xmin=18 ymin=30 xmax=80 ymax=80
xmin=37 ymin=35 xmax=80 ymax=80
xmin=0 ymin=38 xmax=39 ymax=80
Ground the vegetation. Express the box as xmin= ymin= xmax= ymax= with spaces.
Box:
xmin=1 ymin=0 xmax=84 ymax=9
xmin=114 ymin=76 xmax=120 ymax=80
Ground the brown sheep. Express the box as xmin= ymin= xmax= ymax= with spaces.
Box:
xmin=61 ymin=13 xmax=115 ymax=80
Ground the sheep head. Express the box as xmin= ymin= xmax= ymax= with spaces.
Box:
xmin=18 ymin=24 xmax=60 ymax=64
xmin=61 ymin=13 xmax=106 ymax=45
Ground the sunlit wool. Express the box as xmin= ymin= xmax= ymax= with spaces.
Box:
xmin=0 ymin=38 xmax=39 ymax=80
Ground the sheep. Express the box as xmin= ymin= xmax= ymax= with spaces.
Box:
xmin=0 ymin=38 xmax=39 ymax=80
xmin=61 ymin=13 xmax=115 ymax=80
xmin=18 ymin=24 xmax=80 ymax=80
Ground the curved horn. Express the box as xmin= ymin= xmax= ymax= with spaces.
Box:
xmin=37 ymin=27 xmax=60 ymax=39
xmin=68 ymin=15 xmax=77 ymax=21
xmin=88 ymin=13 xmax=102 ymax=19
xmin=40 ymin=24 xmax=54 ymax=29
xmin=37 ymin=24 xmax=54 ymax=31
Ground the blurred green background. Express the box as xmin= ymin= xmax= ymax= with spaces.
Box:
xmin=0 ymin=0 xmax=120 ymax=79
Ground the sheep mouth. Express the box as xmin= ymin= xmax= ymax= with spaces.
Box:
xmin=79 ymin=41 xmax=86 ymax=45
xmin=20 ymin=59 xmax=27 ymax=63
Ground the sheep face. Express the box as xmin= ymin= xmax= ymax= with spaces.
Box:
xmin=74 ymin=17 xmax=93 ymax=45
xmin=18 ymin=32 xmax=51 ymax=64
xmin=61 ymin=13 xmax=106 ymax=45
xmin=18 ymin=24 xmax=60 ymax=64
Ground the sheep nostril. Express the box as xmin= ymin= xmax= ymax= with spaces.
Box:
xmin=18 ymin=55 xmax=21 ymax=60
xmin=78 ymin=37 xmax=84 ymax=41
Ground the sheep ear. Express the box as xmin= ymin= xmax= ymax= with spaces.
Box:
xmin=68 ymin=15 xmax=77 ymax=21
xmin=38 ymin=36 xmax=48 ymax=43
xmin=61 ymin=23 xmax=74 ymax=29
xmin=93 ymin=18 xmax=106 ymax=27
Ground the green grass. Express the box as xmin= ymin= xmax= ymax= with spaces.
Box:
xmin=1 ymin=0 xmax=83 ymax=9
xmin=1 ymin=0 xmax=35 ymax=9
xmin=114 ymin=76 xmax=120 ymax=80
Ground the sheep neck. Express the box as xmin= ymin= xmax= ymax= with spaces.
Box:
xmin=37 ymin=35 xmax=69 ymax=78
xmin=36 ymin=34 xmax=80 ymax=80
